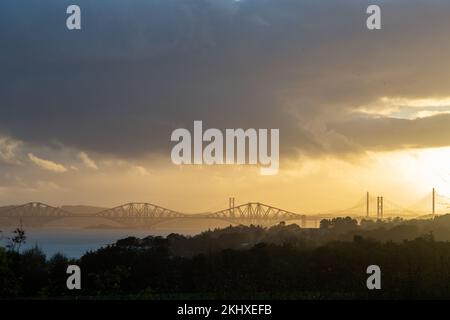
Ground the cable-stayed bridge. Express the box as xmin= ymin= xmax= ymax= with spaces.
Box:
xmin=317 ymin=189 xmax=450 ymax=220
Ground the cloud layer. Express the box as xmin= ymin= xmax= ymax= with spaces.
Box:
xmin=1 ymin=0 xmax=450 ymax=161
xmin=78 ymin=152 xmax=98 ymax=169
xmin=28 ymin=153 xmax=68 ymax=173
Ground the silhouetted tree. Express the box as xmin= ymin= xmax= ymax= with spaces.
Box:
xmin=7 ymin=225 xmax=26 ymax=252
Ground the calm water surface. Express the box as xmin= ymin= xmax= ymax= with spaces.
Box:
xmin=1 ymin=228 xmax=196 ymax=258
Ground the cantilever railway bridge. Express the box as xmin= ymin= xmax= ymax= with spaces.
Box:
xmin=0 ymin=202 xmax=307 ymax=228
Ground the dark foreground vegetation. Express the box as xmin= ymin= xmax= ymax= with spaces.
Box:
xmin=3 ymin=215 xmax=450 ymax=299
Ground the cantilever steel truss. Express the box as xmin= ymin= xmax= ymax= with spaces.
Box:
xmin=0 ymin=201 xmax=306 ymax=226
xmin=96 ymin=203 xmax=184 ymax=219
xmin=0 ymin=202 xmax=73 ymax=218
xmin=205 ymin=202 xmax=303 ymax=221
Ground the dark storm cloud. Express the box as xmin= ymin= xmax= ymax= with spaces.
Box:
xmin=2 ymin=0 xmax=450 ymax=159
xmin=331 ymin=114 xmax=450 ymax=151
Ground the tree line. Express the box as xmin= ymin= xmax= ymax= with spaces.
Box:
xmin=2 ymin=215 xmax=450 ymax=299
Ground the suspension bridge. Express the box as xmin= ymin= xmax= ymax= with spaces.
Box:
xmin=316 ymin=189 xmax=450 ymax=220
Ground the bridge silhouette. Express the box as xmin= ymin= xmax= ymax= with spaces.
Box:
xmin=1 ymin=190 xmax=448 ymax=228
xmin=0 ymin=202 xmax=307 ymax=228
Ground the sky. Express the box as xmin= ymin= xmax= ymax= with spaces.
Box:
xmin=1 ymin=0 xmax=450 ymax=214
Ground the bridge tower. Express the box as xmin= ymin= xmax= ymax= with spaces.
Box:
xmin=376 ymin=196 xmax=383 ymax=220
xmin=229 ymin=197 xmax=235 ymax=218
xmin=366 ymin=192 xmax=369 ymax=218
xmin=432 ymin=187 xmax=435 ymax=217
